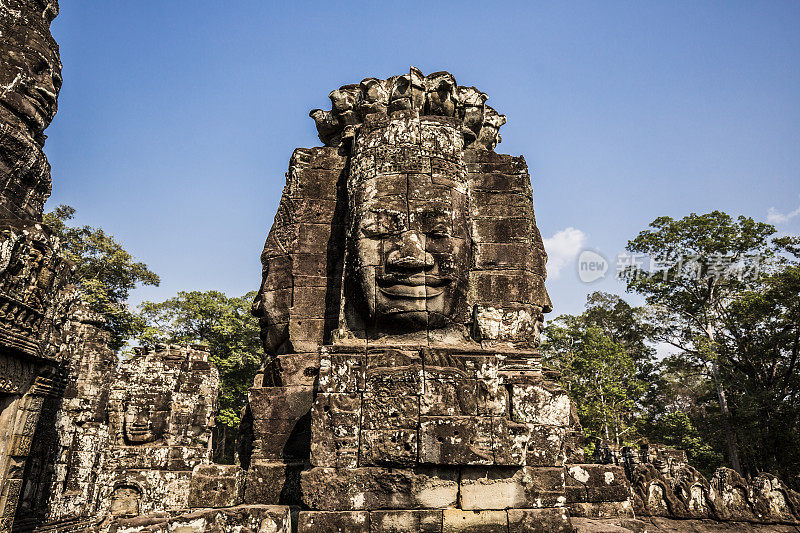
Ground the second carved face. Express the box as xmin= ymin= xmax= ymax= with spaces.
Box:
xmin=0 ymin=31 xmax=61 ymax=134
xmin=122 ymin=394 xmax=170 ymax=445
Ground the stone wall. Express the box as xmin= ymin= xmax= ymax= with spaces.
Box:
xmin=12 ymin=301 xmax=115 ymax=530
xmin=6 ymin=338 xmax=219 ymax=531
xmin=35 ymin=344 xmax=220 ymax=529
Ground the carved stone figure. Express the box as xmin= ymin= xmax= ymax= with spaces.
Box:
xmin=42 ymin=345 xmax=219 ymax=526
xmin=109 ymin=345 xmax=218 ymax=449
xmin=0 ymin=0 xmax=61 ymax=220
xmin=341 ymin=114 xmax=471 ymax=342
xmin=121 ymin=391 xmax=171 ymax=445
xmin=3 ymin=52 xmax=797 ymax=530
xmin=248 ymin=68 xmax=569 ymax=532
xmin=0 ymin=2 xmax=67 ymax=530
xmin=254 ymin=68 xmax=552 ymax=363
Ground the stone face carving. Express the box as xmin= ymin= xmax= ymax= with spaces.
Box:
xmin=343 ymin=114 xmax=471 ymax=341
xmin=243 ymin=69 xmax=800 ymax=533
xmin=109 ymin=345 xmax=218 ymax=449
xmin=247 ymin=69 xmax=565 ymax=532
xmin=0 ymin=0 xmax=61 ymax=220
xmin=121 ymin=391 xmax=171 ymax=445
xmin=24 ymin=344 xmax=221 ymax=528
xmin=253 ymin=68 xmax=551 ymax=362
xmin=4 ymin=58 xmax=796 ymax=531
xmin=0 ymin=3 xmax=68 ymax=530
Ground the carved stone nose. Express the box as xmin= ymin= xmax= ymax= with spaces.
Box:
xmin=387 ymin=232 xmax=433 ymax=271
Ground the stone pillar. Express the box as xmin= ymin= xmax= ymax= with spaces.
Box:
xmin=12 ymin=303 xmax=115 ymax=529
xmin=245 ymin=146 xmax=347 ymax=506
xmin=0 ymin=1 xmax=65 ymax=529
xmin=0 ymin=222 xmax=69 ymax=532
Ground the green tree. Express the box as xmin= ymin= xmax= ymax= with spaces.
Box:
xmin=582 ymin=292 xmax=658 ymax=386
xmin=713 ymin=240 xmax=800 ymax=479
xmin=138 ymin=290 xmax=263 ymax=463
xmin=644 ymin=354 xmax=724 ymax=474
xmin=543 ymin=293 xmax=651 ymax=449
xmin=44 ymin=205 xmax=160 ymax=348
xmin=622 ymin=211 xmax=794 ymax=474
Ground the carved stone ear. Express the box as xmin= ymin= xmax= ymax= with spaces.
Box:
xmin=309 ymin=109 xmax=340 ymax=145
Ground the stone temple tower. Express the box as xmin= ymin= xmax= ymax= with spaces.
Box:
xmin=246 ymin=67 xmax=597 ymax=531
xmin=0 ymin=2 xmax=70 ymax=530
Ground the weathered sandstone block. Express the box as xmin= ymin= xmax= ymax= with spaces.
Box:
xmin=459 ymin=466 xmax=566 ymax=510
xmin=300 ymin=467 xmax=459 ymax=510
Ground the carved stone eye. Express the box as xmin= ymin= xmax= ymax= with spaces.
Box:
xmin=34 ymin=59 xmax=49 ymax=76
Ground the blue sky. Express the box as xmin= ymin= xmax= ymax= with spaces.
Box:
xmin=46 ymin=1 xmax=800 ymax=319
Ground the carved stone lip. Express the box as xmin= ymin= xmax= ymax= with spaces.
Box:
xmin=378 ymin=285 xmax=442 ymax=299
xmin=377 ymin=275 xmax=448 ymax=298
xmin=377 ymin=274 xmax=450 ymax=287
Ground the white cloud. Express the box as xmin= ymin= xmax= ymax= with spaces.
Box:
xmin=543 ymin=227 xmax=586 ymax=279
xmin=767 ymin=196 xmax=800 ymax=224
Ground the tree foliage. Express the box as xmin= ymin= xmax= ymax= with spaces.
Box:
xmin=44 ymin=205 xmax=160 ymax=348
xmin=713 ymin=243 xmax=800 ymax=478
xmin=543 ymin=293 xmax=653 ymax=451
xmin=622 ymin=211 xmax=800 ymax=479
xmin=643 ymin=354 xmax=724 ymax=474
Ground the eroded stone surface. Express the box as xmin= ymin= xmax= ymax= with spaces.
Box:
xmin=249 ymin=69 xmax=573 ymax=533
xmin=0 ymin=3 xmax=68 ymax=530
xmin=309 ymin=68 xmax=505 ymax=151
xmin=460 ymin=466 xmax=566 ymax=510
xmin=21 ymin=345 xmax=221 ymax=529
xmin=301 ymin=467 xmax=459 ymax=510
xmin=110 ymin=504 xmax=293 ymax=533
xmin=0 ymin=0 xmax=61 ymax=220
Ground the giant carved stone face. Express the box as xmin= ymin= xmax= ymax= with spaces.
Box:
xmin=122 ymin=393 xmax=170 ymax=445
xmin=350 ymin=172 xmax=469 ymax=333
xmin=0 ymin=33 xmax=62 ymax=134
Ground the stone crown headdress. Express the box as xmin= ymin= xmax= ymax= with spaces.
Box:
xmin=310 ymin=67 xmax=507 ymax=151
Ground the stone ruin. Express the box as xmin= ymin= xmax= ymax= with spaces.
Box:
xmin=14 ymin=342 xmax=220 ymax=531
xmin=0 ymin=1 xmax=71 ymax=530
xmin=2 ymin=3 xmax=800 ymax=529
xmin=241 ymin=67 xmax=586 ymax=531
